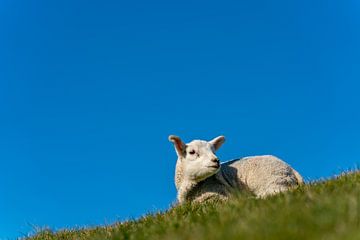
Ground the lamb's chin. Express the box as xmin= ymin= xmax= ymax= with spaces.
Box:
xmin=195 ymin=169 xmax=218 ymax=181
xmin=202 ymin=167 xmax=220 ymax=180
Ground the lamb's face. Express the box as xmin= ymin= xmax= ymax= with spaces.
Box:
xmin=183 ymin=140 xmax=220 ymax=182
xmin=169 ymin=135 xmax=225 ymax=183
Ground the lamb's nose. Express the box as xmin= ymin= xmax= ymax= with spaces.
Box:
xmin=211 ymin=158 xmax=219 ymax=163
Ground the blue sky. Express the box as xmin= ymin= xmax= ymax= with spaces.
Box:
xmin=1 ymin=0 xmax=360 ymax=238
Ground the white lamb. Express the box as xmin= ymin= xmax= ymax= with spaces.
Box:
xmin=169 ymin=135 xmax=303 ymax=203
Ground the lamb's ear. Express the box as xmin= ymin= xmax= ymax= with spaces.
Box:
xmin=210 ymin=136 xmax=225 ymax=151
xmin=169 ymin=135 xmax=186 ymax=157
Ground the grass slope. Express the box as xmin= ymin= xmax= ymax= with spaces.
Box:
xmin=27 ymin=172 xmax=360 ymax=240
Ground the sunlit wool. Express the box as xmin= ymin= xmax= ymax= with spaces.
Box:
xmin=169 ymin=135 xmax=303 ymax=203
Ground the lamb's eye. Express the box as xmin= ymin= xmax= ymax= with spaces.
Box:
xmin=189 ymin=150 xmax=196 ymax=155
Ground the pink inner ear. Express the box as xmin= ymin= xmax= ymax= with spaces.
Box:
xmin=212 ymin=136 xmax=225 ymax=150
xmin=175 ymin=140 xmax=184 ymax=153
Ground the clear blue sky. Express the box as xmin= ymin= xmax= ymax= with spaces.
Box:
xmin=1 ymin=0 xmax=359 ymax=238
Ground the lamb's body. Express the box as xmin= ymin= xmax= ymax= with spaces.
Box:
xmin=169 ymin=135 xmax=303 ymax=204
xmin=227 ymin=156 xmax=303 ymax=196
xmin=178 ymin=155 xmax=303 ymax=203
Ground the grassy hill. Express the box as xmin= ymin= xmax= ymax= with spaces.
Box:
xmin=26 ymin=171 xmax=360 ymax=240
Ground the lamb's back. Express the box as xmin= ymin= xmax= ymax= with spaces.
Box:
xmin=223 ymin=155 xmax=299 ymax=197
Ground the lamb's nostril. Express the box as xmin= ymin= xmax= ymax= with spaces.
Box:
xmin=211 ymin=158 xmax=219 ymax=163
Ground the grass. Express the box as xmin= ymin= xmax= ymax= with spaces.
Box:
xmin=25 ymin=171 xmax=360 ymax=240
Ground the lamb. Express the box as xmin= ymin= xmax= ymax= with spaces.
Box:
xmin=169 ymin=135 xmax=303 ymax=204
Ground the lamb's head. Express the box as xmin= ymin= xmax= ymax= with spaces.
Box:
xmin=169 ymin=135 xmax=225 ymax=184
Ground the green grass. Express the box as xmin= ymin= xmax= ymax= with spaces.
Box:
xmin=26 ymin=171 xmax=360 ymax=240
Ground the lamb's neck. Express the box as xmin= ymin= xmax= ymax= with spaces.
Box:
xmin=177 ymin=179 xmax=198 ymax=203
xmin=177 ymin=170 xmax=231 ymax=203
xmin=216 ymin=167 xmax=235 ymax=189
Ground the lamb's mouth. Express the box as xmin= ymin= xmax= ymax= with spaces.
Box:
xmin=208 ymin=163 xmax=220 ymax=169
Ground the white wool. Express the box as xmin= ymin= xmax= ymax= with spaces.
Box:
xmin=169 ymin=135 xmax=303 ymax=204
